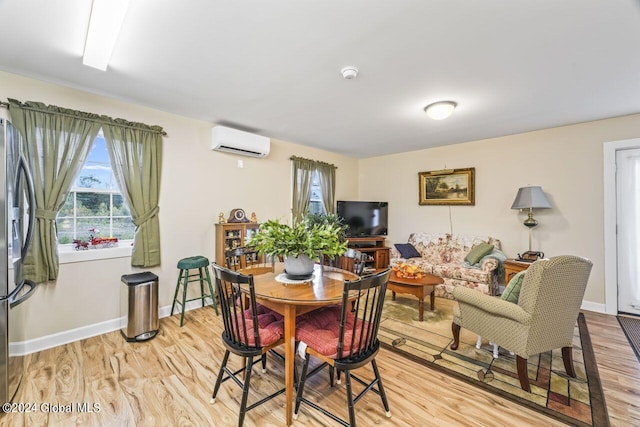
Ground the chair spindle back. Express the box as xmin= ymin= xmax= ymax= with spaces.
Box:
xmin=225 ymin=247 xmax=275 ymax=276
xmin=337 ymin=269 xmax=390 ymax=360
xmin=212 ymin=263 xmax=262 ymax=349
xmin=331 ymin=248 xmax=367 ymax=276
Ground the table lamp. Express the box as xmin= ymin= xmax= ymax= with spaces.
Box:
xmin=511 ymin=186 xmax=551 ymax=251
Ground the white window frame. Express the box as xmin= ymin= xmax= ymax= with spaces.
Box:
xmin=59 ymin=188 xmax=132 ymax=236
xmin=57 ymin=189 xmax=133 ymax=263
xmin=57 ymin=135 xmax=133 ymax=264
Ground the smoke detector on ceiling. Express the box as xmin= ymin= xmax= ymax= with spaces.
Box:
xmin=341 ymin=66 xmax=359 ymax=79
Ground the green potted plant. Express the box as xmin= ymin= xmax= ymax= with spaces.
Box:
xmin=246 ymin=216 xmax=348 ymax=277
xmin=303 ymin=212 xmax=348 ymax=242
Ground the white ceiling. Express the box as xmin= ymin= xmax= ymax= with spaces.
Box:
xmin=1 ymin=0 xmax=640 ymax=158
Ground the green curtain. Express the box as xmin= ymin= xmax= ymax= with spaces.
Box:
xmin=102 ymin=122 xmax=163 ymax=267
xmin=316 ymin=161 xmax=336 ymax=214
xmin=291 ymin=157 xmax=315 ymax=224
xmin=8 ymin=99 xmax=101 ymax=283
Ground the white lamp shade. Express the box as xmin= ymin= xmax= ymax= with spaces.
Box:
xmin=511 ymin=186 xmax=552 ymax=209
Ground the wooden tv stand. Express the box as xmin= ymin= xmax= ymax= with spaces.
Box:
xmin=347 ymin=237 xmax=390 ymax=271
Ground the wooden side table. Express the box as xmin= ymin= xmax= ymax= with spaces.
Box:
xmin=503 ymin=259 xmax=532 ymax=284
xmin=387 ymin=271 xmax=444 ymax=321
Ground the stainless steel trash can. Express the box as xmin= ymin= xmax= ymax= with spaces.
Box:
xmin=120 ymin=271 xmax=159 ymax=342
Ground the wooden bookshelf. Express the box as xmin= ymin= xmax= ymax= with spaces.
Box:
xmin=214 ymin=223 xmax=260 ymax=266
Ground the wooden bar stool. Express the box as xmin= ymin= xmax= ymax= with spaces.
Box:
xmin=171 ymin=256 xmax=218 ymax=326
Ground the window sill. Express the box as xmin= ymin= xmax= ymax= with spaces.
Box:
xmin=58 ymin=241 xmax=133 ymax=264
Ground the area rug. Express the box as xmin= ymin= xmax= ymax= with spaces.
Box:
xmin=379 ymin=295 xmax=609 ymax=427
xmin=617 ymin=315 xmax=640 ymax=363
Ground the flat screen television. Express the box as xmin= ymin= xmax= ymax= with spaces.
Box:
xmin=336 ymin=201 xmax=388 ymax=237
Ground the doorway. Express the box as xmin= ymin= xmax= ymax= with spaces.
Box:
xmin=604 ymin=139 xmax=640 ymax=315
xmin=616 ymin=148 xmax=640 ymax=315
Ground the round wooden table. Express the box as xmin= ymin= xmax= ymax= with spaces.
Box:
xmin=251 ymin=263 xmax=358 ymax=426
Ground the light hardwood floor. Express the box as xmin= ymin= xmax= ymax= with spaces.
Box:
xmin=0 ymin=304 xmax=638 ymax=426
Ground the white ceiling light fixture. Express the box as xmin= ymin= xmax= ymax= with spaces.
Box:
xmin=341 ymin=66 xmax=359 ymax=79
xmin=83 ymin=0 xmax=131 ymax=71
xmin=424 ymin=101 xmax=457 ymax=120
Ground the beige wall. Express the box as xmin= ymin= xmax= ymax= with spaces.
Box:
xmin=359 ymin=115 xmax=640 ymax=306
xmin=0 ymin=71 xmax=359 ymax=341
xmin=3 ymin=68 xmax=639 ymax=342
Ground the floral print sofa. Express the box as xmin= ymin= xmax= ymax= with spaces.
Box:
xmin=390 ymin=233 xmax=505 ymax=299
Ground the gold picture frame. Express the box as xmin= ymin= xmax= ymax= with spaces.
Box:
xmin=419 ymin=168 xmax=475 ymax=205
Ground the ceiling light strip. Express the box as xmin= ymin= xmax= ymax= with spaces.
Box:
xmin=83 ymin=0 xmax=131 ymax=71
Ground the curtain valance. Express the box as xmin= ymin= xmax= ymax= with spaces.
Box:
xmin=289 ymin=156 xmax=337 ymax=170
xmin=7 ymin=99 xmax=166 ymax=136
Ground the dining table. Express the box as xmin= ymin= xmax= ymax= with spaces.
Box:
xmin=250 ymin=262 xmax=359 ymax=426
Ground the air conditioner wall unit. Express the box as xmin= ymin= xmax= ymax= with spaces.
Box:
xmin=211 ymin=125 xmax=270 ymax=158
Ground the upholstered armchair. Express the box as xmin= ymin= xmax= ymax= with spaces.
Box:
xmin=450 ymin=255 xmax=593 ymax=392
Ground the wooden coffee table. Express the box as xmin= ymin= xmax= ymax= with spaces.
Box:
xmin=388 ymin=271 xmax=444 ymax=321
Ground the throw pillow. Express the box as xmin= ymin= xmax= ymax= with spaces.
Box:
xmin=501 ymin=270 xmax=526 ymax=304
xmin=394 ymin=243 xmax=421 ymax=259
xmin=464 ymin=243 xmax=494 ymax=265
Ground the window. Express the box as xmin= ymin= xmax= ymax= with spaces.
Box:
xmin=308 ymin=171 xmax=326 ymax=215
xmin=291 ymin=156 xmax=335 ymax=223
xmin=57 ymin=134 xmax=135 ymax=246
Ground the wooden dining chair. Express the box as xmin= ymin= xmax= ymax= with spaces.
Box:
xmin=329 ymin=248 xmax=367 ymax=275
xmin=225 ymin=246 xmax=275 ymax=276
xmin=293 ymin=269 xmax=392 ymax=426
xmin=225 ymin=246 xmax=275 ymax=310
xmin=210 ymin=264 xmax=286 ymax=426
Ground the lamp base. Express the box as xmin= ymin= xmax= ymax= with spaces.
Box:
xmin=523 ymin=210 xmax=538 ymax=228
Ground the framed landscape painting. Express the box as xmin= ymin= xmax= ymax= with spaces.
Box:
xmin=419 ymin=168 xmax=475 ymax=205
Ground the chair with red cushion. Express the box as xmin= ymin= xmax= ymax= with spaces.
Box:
xmin=210 ymin=264 xmax=285 ymax=426
xmin=329 ymin=248 xmax=367 ymax=276
xmin=293 ymin=269 xmax=392 ymax=426
xmin=224 ymin=247 xmax=282 ymax=372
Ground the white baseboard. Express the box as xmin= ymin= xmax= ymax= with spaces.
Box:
xmin=10 ymin=298 xmax=212 ymax=356
xmin=581 ymin=300 xmax=606 ymax=314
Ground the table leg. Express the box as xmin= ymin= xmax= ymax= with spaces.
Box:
xmin=430 ymin=288 xmax=435 ymax=311
xmin=284 ymin=304 xmax=296 ymax=426
xmin=392 ymin=290 xmax=396 ymax=301
xmin=418 ymin=298 xmax=424 ymax=321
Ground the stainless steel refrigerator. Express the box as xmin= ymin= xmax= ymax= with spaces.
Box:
xmin=0 ymin=114 xmax=37 ymax=404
